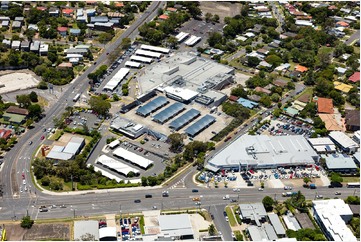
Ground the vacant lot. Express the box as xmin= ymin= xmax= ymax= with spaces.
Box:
xmin=0 ymin=71 xmax=40 ymax=94
xmin=199 ymin=2 xmax=243 ymax=23
xmin=4 ymin=222 xmax=70 ymax=241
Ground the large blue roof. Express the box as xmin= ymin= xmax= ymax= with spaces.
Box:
xmin=185 ymin=114 xmax=216 ymax=137
xmin=152 ymin=102 xmax=185 ymax=124
xmin=237 ymin=97 xmax=258 ymax=109
xmin=136 ymin=96 xmax=169 ymax=117
xmin=169 ymin=108 xmax=200 ymax=131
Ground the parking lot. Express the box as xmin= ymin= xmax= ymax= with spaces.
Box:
xmin=177 ymin=19 xmax=223 ymax=49
xmin=66 ymin=109 xmax=100 ymax=131
xmin=255 ymin=115 xmax=314 ymax=138
xmin=198 ymin=165 xmax=330 ymax=190
xmin=120 ymin=95 xmax=231 ymax=143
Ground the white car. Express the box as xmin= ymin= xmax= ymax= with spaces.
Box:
xmin=225 ymin=216 xmax=229 ymax=222
xmin=23 ymin=180 xmax=26 ymax=185
xmin=233 ymin=188 xmax=240 ymax=192
xmin=258 ymin=188 xmax=264 ymax=191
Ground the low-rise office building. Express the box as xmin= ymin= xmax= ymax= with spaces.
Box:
xmin=312 ymin=199 xmax=356 ymax=241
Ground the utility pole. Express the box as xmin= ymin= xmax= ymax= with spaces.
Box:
xmin=26 ymin=209 xmax=29 ymax=217
xmin=354 ymin=189 xmax=357 ymax=196
xmin=71 ymin=175 xmax=73 ymax=191
xmin=274 ymin=193 xmax=277 ymax=202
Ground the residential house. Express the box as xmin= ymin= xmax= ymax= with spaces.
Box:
xmin=166 ymin=7 xmax=177 ymax=12
xmin=273 ymin=79 xmax=288 ymax=88
xmin=348 ymin=72 xmax=360 ymax=83
xmin=333 ymin=81 xmax=353 ymax=93
xmin=30 ymin=40 xmax=40 ymax=53
xmin=11 ymin=20 xmax=21 ymax=29
xmin=274 ymin=63 xmax=291 ymax=72
xmin=0 ymin=129 xmax=12 ymax=140
xmin=257 ymin=61 xmax=272 ymax=69
xmin=247 ymin=94 xmax=261 ymax=102
xmin=0 ymin=16 xmax=10 ymax=22
xmin=86 ymin=9 xmax=96 ymax=16
xmin=27 ymin=24 xmax=38 ymax=31
xmin=57 ymin=62 xmax=73 ymax=69
xmin=0 ymin=2 xmax=8 ymax=10
xmin=93 ymin=22 xmax=113 ymax=31
xmin=57 ymin=26 xmax=68 ymax=37
xmin=345 ymin=110 xmax=360 ymax=131
xmin=2 ymin=39 xmax=11 ymax=47
xmin=3 ymin=106 xmax=29 ymax=124
xmin=295 ymin=64 xmax=308 ymax=73
xmin=65 ymin=48 xmax=88 ymax=55
xmin=69 ymin=28 xmax=81 ymax=36
xmin=11 ymin=40 xmax=20 ymax=50
xmin=107 ymin=12 xmax=124 ymax=18
xmin=36 ymin=6 xmax=47 ymax=11
xmin=158 ymin=14 xmax=169 ymax=21
xmin=77 ymin=15 xmax=87 ymax=23
xmin=62 ymin=8 xmax=74 ymax=17
xmin=336 ymin=21 xmax=350 ymax=28
xmin=90 ymin=16 xmax=108 ymax=23
xmin=76 ymin=8 xmax=84 ymax=17
xmin=317 ymin=97 xmax=334 ymax=114
xmin=336 ymin=67 xmax=347 ymax=75
xmin=318 ymin=114 xmax=343 ymax=131
xmin=49 ymin=7 xmax=60 ymax=17
xmin=39 ymin=43 xmax=48 ymax=56
xmin=257 ymin=48 xmax=269 ymax=56
xmin=228 ymin=95 xmax=239 ymax=102
xmin=297 ymin=92 xmax=311 ymax=104
xmin=14 ymin=16 xmax=24 ymax=23
xmin=255 ymin=86 xmax=271 ymax=95
xmin=20 ymin=41 xmax=30 ymax=51
xmin=114 ymin=2 xmax=124 ymax=8
xmin=1 ymin=20 xmax=9 ymax=28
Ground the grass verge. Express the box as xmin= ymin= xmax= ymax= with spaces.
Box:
xmin=234 ymin=230 xmax=243 ymax=241
xmin=226 ymin=206 xmax=237 ymax=227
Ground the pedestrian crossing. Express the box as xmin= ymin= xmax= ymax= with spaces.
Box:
xmin=169 ymin=177 xmax=186 ymax=189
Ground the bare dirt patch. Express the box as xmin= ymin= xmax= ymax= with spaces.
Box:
xmin=199 ymin=2 xmax=243 ymax=23
xmin=0 ymin=70 xmax=40 ymax=94
xmin=3 ymin=222 xmax=70 ymax=241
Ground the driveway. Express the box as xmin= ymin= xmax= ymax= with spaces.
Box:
xmin=209 ymin=204 xmax=233 ymax=241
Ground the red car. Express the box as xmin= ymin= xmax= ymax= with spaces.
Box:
xmin=40 ymin=135 xmax=45 ymax=140
xmin=22 ymin=173 xmax=25 ymax=179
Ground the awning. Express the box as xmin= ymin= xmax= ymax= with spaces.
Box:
xmin=205 ymin=164 xmax=220 ymax=173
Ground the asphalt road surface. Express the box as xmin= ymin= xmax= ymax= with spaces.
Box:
xmin=210 ymin=204 xmax=233 ymax=241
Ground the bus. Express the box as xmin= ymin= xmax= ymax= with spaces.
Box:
xmin=347 ymin=182 xmax=360 ymax=188
xmin=73 ymin=93 xmax=81 ymax=102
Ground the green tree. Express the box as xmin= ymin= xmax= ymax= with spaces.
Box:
xmin=16 ymin=95 xmax=31 ymax=108
xmin=231 ymin=85 xmax=248 ymax=98
xmin=247 ymin=56 xmax=261 ymax=67
xmin=41 ymin=176 xmax=51 ymax=186
xmin=25 ymin=119 xmax=34 ymax=128
xmin=121 ymin=37 xmax=131 ymax=50
xmin=28 ymin=104 xmax=42 ymax=118
xmin=205 ymin=12 xmax=213 ymax=22
xmin=262 ymin=196 xmax=274 ymax=212
xmin=330 ymin=172 xmax=343 ymax=184
xmin=208 ymin=224 xmax=216 ymax=236
xmin=141 ymin=176 xmax=148 ymax=186
xmin=98 ymin=32 xmax=113 ymax=44
xmin=270 ymin=93 xmax=280 ymax=102
xmin=260 ymin=95 xmax=272 ymax=107
xmin=168 ymin=133 xmax=184 ymax=152
xmin=208 ymin=32 xmax=224 ymax=47
xmin=89 ymin=96 xmax=111 ymax=116
xmin=212 ymin=14 xmax=220 ymax=23
xmin=29 ymin=91 xmax=38 ymax=102
xmin=265 ymin=55 xmax=283 ymax=67
xmin=303 ymin=177 xmax=311 ymax=186
xmin=112 ymin=93 xmax=120 ymax=101
xmin=21 ymin=216 xmax=34 ymax=229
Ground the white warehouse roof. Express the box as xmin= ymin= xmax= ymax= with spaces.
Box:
xmin=125 ymin=61 xmax=141 ymax=68
xmin=135 ymin=49 xmax=162 ymax=58
xmin=175 ymin=32 xmax=190 ymax=42
xmin=96 ymin=154 xmax=140 ymax=176
xmin=99 ymin=227 xmax=117 ymax=239
xmin=208 ymin=135 xmax=319 ymax=169
xmin=108 ymin=139 xmax=120 ymax=149
xmin=163 ymin=86 xmax=199 ymax=102
xmin=91 ymin=164 xmax=122 ymax=183
xmin=74 ymin=221 xmax=99 ymax=241
xmin=140 ymin=44 xmax=170 ymax=54
xmin=113 ymin=147 xmax=154 ymax=169
xmin=329 ymin=131 xmax=359 ymax=150
xmin=184 ymin=35 xmax=201 ymax=46
xmin=130 ymin=55 xmax=153 ymax=63
xmin=158 ymin=214 xmax=194 ymax=237
xmin=103 ymin=68 xmax=130 ymax=91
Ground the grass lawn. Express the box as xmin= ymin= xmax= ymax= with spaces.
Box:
xmin=294 ymin=86 xmax=313 ymax=100
xmin=234 ymin=230 xmax=243 ymax=241
xmin=226 ymin=206 xmax=237 ymax=227
xmin=48 ymin=130 xmax=63 ymax=141
xmin=341 ymin=176 xmax=360 ymax=183
xmin=37 ymin=96 xmax=49 ymax=108
xmin=354 ymin=46 xmax=360 ymax=55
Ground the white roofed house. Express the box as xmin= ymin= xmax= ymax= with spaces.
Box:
xmin=39 ymin=43 xmax=49 ymax=56
xmin=11 ymin=40 xmax=20 ymax=50
xmin=2 ymin=39 xmax=11 ymax=48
